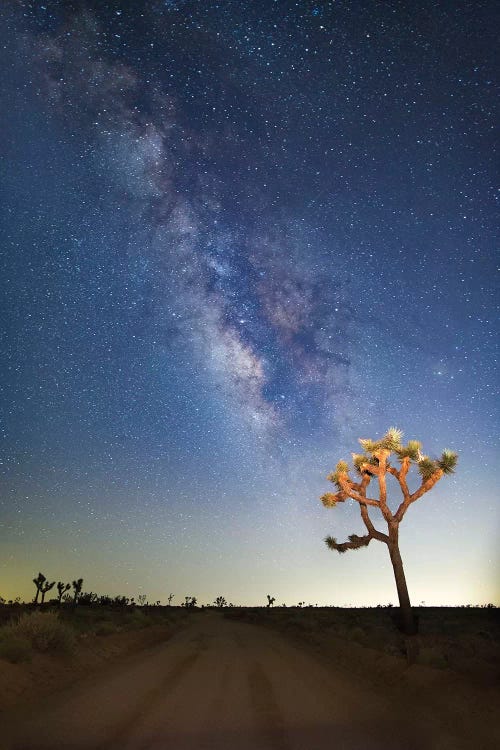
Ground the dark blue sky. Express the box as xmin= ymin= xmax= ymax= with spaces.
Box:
xmin=1 ymin=1 xmax=498 ymax=606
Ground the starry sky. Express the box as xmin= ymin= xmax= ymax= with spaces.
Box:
xmin=1 ymin=0 xmax=498 ymax=607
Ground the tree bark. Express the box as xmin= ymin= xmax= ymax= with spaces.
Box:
xmin=388 ymin=528 xmax=417 ymax=635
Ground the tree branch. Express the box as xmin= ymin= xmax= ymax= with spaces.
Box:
xmin=389 ymin=457 xmax=412 ymax=522
xmin=338 ymin=475 xmax=380 ymax=507
xmin=359 ymin=503 xmax=389 ymax=543
xmin=360 ymin=462 xmax=380 ymax=476
xmin=409 ymin=469 xmax=444 ymax=504
xmin=325 ymin=496 xmax=389 ymax=555
xmin=373 ymin=449 xmax=393 ymax=522
xmin=325 ymin=534 xmax=371 ymax=553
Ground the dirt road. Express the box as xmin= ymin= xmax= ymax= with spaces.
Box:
xmin=1 ymin=613 xmax=493 ymax=749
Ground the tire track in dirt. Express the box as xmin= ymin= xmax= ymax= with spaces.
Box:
xmin=1 ymin=632 xmax=203 ymax=750
xmin=101 ymin=648 xmax=201 ymax=750
xmin=248 ymin=662 xmax=290 ymax=750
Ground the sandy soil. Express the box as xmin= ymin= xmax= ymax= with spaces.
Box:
xmin=0 ymin=623 xmax=173 ymax=712
xmin=2 ymin=612 xmax=499 ymax=750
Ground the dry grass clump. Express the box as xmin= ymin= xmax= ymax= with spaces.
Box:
xmin=0 ymin=611 xmax=75 ymax=657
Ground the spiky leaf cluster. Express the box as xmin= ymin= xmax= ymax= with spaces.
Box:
xmin=417 ymin=456 xmax=438 ymax=481
xmin=358 ymin=438 xmax=377 ymax=453
xmin=321 ymin=492 xmax=344 ymax=508
xmin=358 ymin=427 xmax=403 ymax=455
xmin=395 ymin=440 xmax=422 ymax=461
xmin=352 ymin=453 xmax=367 ymax=474
xmin=327 ymin=460 xmax=350 ymax=489
xmin=352 ymin=452 xmax=380 ymax=475
xmin=437 ymin=449 xmax=458 ymax=474
xmin=325 ymin=534 xmax=371 ymax=554
xmin=379 ymin=427 xmax=404 ymax=451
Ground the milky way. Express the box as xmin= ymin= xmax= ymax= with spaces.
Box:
xmin=1 ymin=1 xmax=498 ymax=606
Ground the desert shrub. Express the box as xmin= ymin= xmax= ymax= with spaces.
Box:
xmin=2 ymin=611 xmax=76 ymax=654
xmin=0 ymin=634 xmax=33 ymax=663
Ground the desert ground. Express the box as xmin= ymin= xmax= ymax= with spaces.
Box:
xmin=1 ymin=607 xmax=499 ymax=750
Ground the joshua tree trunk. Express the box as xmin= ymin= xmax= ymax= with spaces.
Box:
xmin=388 ymin=526 xmax=417 ymax=635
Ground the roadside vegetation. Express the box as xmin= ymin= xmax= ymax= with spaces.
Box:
xmin=0 ymin=576 xmax=193 ymax=667
xmin=224 ymin=604 xmax=499 ymax=680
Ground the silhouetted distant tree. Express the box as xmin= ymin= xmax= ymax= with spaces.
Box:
xmin=184 ymin=596 xmax=197 ymax=608
xmin=214 ymin=596 xmax=227 ymax=608
xmin=72 ymin=578 xmax=83 ymax=605
xmin=33 ymin=572 xmax=47 ymax=604
xmin=321 ymin=428 xmax=457 ymax=635
xmin=266 ymin=595 xmax=275 ymax=608
xmin=56 ymin=582 xmax=71 ymax=604
xmin=168 ymin=593 xmax=174 ymax=606
xmin=40 ymin=579 xmax=55 ymax=604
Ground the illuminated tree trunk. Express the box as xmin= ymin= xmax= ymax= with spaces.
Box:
xmin=388 ymin=526 xmax=417 ymax=635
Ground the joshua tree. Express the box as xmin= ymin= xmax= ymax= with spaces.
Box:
xmin=137 ymin=594 xmax=147 ymax=606
xmin=321 ymin=428 xmax=457 ymax=635
xmin=56 ymin=582 xmax=71 ymax=604
xmin=167 ymin=593 xmax=174 ymax=606
xmin=214 ymin=596 xmax=227 ymax=608
xmin=40 ymin=579 xmax=55 ymax=604
xmin=266 ymin=595 xmax=275 ymax=608
xmin=33 ymin=572 xmax=47 ymax=604
xmin=72 ymin=578 xmax=84 ymax=605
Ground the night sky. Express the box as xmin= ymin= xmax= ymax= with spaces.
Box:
xmin=1 ymin=1 xmax=498 ymax=607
